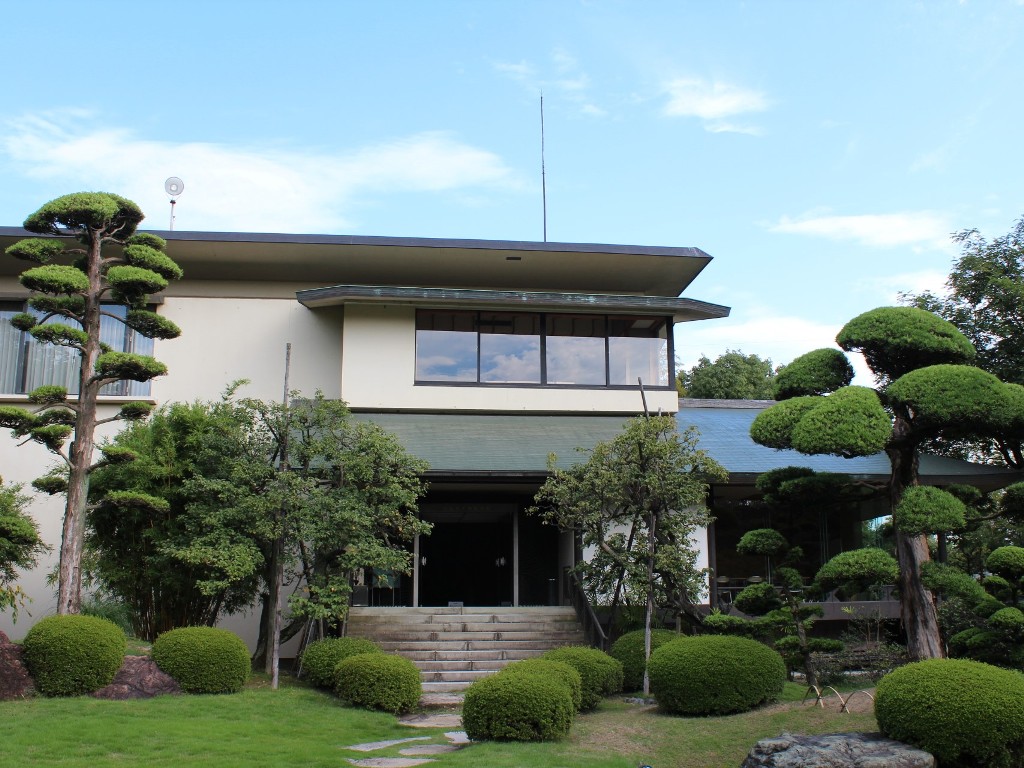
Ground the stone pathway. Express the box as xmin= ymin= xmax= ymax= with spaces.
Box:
xmin=343 ymin=700 xmax=470 ymax=767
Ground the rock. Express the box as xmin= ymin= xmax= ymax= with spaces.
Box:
xmin=741 ymin=732 xmax=935 ymax=768
xmin=92 ymin=656 xmax=181 ymax=700
xmin=0 ymin=641 xmax=34 ymax=700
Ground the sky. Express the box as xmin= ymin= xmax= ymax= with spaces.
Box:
xmin=2 ymin=0 xmax=1023 ymax=379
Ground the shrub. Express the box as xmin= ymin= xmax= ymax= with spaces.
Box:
xmin=22 ymin=615 xmax=126 ymax=696
xmin=609 ymin=628 xmax=678 ymax=691
xmin=647 ymin=635 xmax=786 ymax=715
xmin=500 ymin=658 xmax=583 ymax=711
xmin=463 ymin=671 xmax=574 ymax=741
xmin=333 ymin=653 xmax=421 ymax=714
xmin=875 ymin=658 xmax=1024 ymax=768
xmin=152 ymin=626 xmax=250 ymax=694
xmin=300 ymin=636 xmax=381 ymax=689
xmin=542 ymin=646 xmax=623 ymax=710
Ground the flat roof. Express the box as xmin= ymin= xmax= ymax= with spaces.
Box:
xmin=0 ymin=227 xmax=717 ymax=297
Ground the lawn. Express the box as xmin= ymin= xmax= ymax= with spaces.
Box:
xmin=0 ymin=679 xmax=877 ymax=768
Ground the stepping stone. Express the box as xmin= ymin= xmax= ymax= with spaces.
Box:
xmin=399 ymin=713 xmax=463 ymax=729
xmin=445 ymin=731 xmax=470 ymax=745
xmin=346 ymin=759 xmax=436 ymax=767
xmin=420 ymin=692 xmax=464 ymax=707
xmin=399 ymin=744 xmax=461 ymax=756
xmin=346 ymin=737 xmax=432 ymax=752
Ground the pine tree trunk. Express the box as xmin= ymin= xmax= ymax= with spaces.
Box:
xmin=887 ymin=414 xmax=944 ymax=660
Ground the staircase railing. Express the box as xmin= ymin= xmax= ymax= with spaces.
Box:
xmin=565 ymin=569 xmax=608 ymax=651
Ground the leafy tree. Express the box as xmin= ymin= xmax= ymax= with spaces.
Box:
xmin=677 ymin=350 xmax=779 ymax=399
xmin=905 ymin=216 xmax=1024 ymax=466
xmin=0 ymin=479 xmax=48 ymax=620
xmin=750 ymin=306 xmax=1024 ymax=660
xmin=0 ymin=193 xmax=182 ymax=614
xmin=530 ymin=415 xmax=726 ymax=693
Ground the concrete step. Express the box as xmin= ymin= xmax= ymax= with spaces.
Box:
xmin=366 ymin=630 xmax=583 ymax=643
xmin=412 ymin=659 xmax=515 ymax=672
xmin=375 ymin=639 xmax=574 ymax=652
xmin=397 ymin=648 xmax=544 ymax=662
xmin=348 ymin=620 xmax=582 ymax=633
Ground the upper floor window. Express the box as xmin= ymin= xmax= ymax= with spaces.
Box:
xmin=0 ymin=301 xmax=155 ymax=397
xmin=415 ymin=309 xmax=670 ymax=387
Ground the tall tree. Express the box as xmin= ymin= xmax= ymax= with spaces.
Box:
xmin=678 ymin=350 xmax=779 ymax=399
xmin=905 ymin=216 xmax=1024 ymax=467
xmin=750 ymin=306 xmax=1024 ymax=660
xmin=0 ymin=193 xmax=182 ymax=614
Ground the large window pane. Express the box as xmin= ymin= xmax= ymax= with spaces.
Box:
xmin=415 ymin=310 xmax=477 ymax=382
xmin=479 ymin=312 xmax=541 ymax=384
xmin=608 ymin=317 xmax=669 ymax=386
xmin=0 ymin=304 xmax=24 ymax=393
xmin=545 ymin=314 xmax=606 ymax=385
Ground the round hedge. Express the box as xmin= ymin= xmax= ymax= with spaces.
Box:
xmin=749 ymin=396 xmax=821 ymax=450
xmin=815 ymin=548 xmax=899 ymax=595
xmin=647 ymin=635 xmax=786 ymax=715
xmin=300 ymin=636 xmax=381 ymax=689
xmin=773 ymin=348 xmax=854 ymax=400
xmin=463 ymin=671 xmax=574 ymax=741
xmin=987 ymin=546 xmax=1024 ymax=582
xmin=609 ymin=629 xmax=679 ymax=691
xmin=789 ymin=386 xmax=892 ymax=458
xmin=875 ymin=658 xmax=1024 ymax=768
xmin=500 ymin=658 xmax=583 ymax=711
xmin=541 ymin=646 xmax=623 ymax=710
xmin=152 ymin=626 xmax=250 ymax=694
xmin=893 ymin=486 xmax=967 ymax=536
xmin=23 ymin=615 xmax=126 ymax=696
xmin=333 ymin=653 xmax=421 ymax=714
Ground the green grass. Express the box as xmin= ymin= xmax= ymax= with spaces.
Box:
xmin=0 ymin=680 xmax=877 ymax=768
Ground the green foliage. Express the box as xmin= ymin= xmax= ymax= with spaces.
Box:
xmin=500 ymin=658 xmax=584 ymax=711
xmin=28 ymin=385 xmax=69 ymax=404
xmin=678 ymin=350 xmax=778 ymax=400
xmin=893 ymin=485 xmax=967 ymax=536
xmin=20 ymin=264 xmax=90 ymax=295
xmin=541 ymin=646 xmax=624 ymax=710
xmin=988 ymin=606 xmax=1024 ymax=633
xmin=94 ymin=351 xmax=168 ymax=382
xmin=987 ymin=546 xmax=1024 ymax=582
xmin=773 ymin=348 xmax=853 ymax=399
xmin=124 ymin=232 xmax=167 ymax=251
xmin=332 ymin=653 xmax=421 ymax=714
xmin=123 ymin=243 xmax=184 ymax=281
xmin=23 ymin=615 xmax=126 ymax=696
xmin=124 ymin=309 xmax=182 ymax=340
xmin=748 ymin=396 xmax=821 ymax=449
xmin=875 ymin=658 xmax=1024 ymax=768
xmin=608 ymin=628 xmax=678 ymax=691
xmin=299 ymin=637 xmax=381 ymax=689
xmin=105 ymin=265 xmax=169 ymax=296
xmin=733 ymin=581 xmax=783 ymax=615
xmin=736 ymin=528 xmax=789 ymax=557
xmin=815 ymin=548 xmax=899 ymax=595
xmin=0 ymin=481 xmax=47 ymax=618
xmin=10 ymin=312 xmax=38 ymax=331
xmin=837 ymin=306 xmax=976 ymax=382
xmin=28 ymin=294 xmax=86 ymax=316
xmin=23 ymin=192 xmax=143 ymax=235
xmin=117 ymin=401 xmax=155 ymax=420
xmin=463 ymin=670 xmax=575 ymax=742
xmin=701 ymin=611 xmax=757 ymax=636
xmin=30 ymin=322 xmax=89 ymax=347
xmin=647 ymin=636 xmax=786 ymax=715
xmin=920 ymin=561 xmax=987 ymax=603
xmin=5 ymin=237 xmax=67 ymax=263
xmin=152 ymin=626 xmax=251 ymax=694
xmin=789 ymin=386 xmax=892 ymax=457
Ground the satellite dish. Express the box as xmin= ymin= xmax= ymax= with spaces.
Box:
xmin=165 ymin=177 xmax=184 ymax=197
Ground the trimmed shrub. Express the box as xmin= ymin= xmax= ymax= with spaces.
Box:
xmin=152 ymin=626 xmax=250 ymax=694
xmin=893 ymin=486 xmax=967 ymax=536
xmin=773 ymin=348 xmax=854 ymax=399
xmin=463 ymin=671 xmax=574 ymax=742
xmin=300 ymin=636 xmax=381 ymax=689
xmin=333 ymin=653 xmax=421 ymax=714
xmin=647 ymin=635 xmax=786 ymax=716
xmin=542 ymin=646 xmax=623 ymax=710
xmin=609 ymin=628 xmax=678 ymax=691
xmin=22 ymin=615 xmax=126 ymax=696
xmin=501 ymin=658 xmax=583 ymax=711
xmin=875 ymin=658 xmax=1024 ymax=768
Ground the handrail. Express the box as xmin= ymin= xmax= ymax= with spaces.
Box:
xmin=565 ymin=569 xmax=608 ymax=651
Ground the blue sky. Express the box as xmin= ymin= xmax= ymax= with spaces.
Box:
xmin=3 ymin=1 xmax=1023 ymax=378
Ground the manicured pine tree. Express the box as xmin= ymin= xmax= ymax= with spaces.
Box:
xmin=0 ymin=192 xmax=182 ymax=614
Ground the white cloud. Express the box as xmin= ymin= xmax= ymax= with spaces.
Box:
xmin=494 ymin=50 xmax=603 ymax=117
xmin=662 ymin=77 xmax=769 ymax=133
xmin=769 ymin=211 xmax=954 ymax=251
xmin=855 ymin=269 xmax=950 ymax=305
xmin=0 ymin=112 xmax=518 ymax=233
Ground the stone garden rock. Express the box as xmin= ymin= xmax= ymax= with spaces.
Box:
xmin=0 ymin=637 xmax=34 ymax=700
xmin=92 ymin=655 xmax=181 ymax=700
xmin=741 ymin=731 xmax=935 ymax=768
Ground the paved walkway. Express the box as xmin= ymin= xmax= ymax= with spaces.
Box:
xmin=342 ymin=696 xmax=469 ymax=767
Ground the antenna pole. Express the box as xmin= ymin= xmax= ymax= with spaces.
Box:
xmin=169 ymin=199 xmax=176 ymax=231
xmin=541 ymin=92 xmax=548 ymax=242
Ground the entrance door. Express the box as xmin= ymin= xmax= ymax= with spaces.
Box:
xmin=418 ymin=505 xmax=514 ymax=607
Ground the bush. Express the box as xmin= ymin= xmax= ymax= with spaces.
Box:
xmin=875 ymin=658 xmax=1024 ymax=768
xmin=500 ymin=658 xmax=583 ymax=711
xmin=300 ymin=636 xmax=381 ymax=689
xmin=463 ymin=671 xmax=574 ymax=741
xmin=152 ymin=626 xmax=250 ymax=694
xmin=609 ymin=629 xmax=678 ymax=691
xmin=333 ymin=653 xmax=421 ymax=714
xmin=647 ymin=635 xmax=786 ymax=715
xmin=22 ymin=615 xmax=126 ymax=696
xmin=542 ymin=646 xmax=623 ymax=710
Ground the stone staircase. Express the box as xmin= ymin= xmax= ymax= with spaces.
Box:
xmin=346 ymin=606 xmax=586 ymax=693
